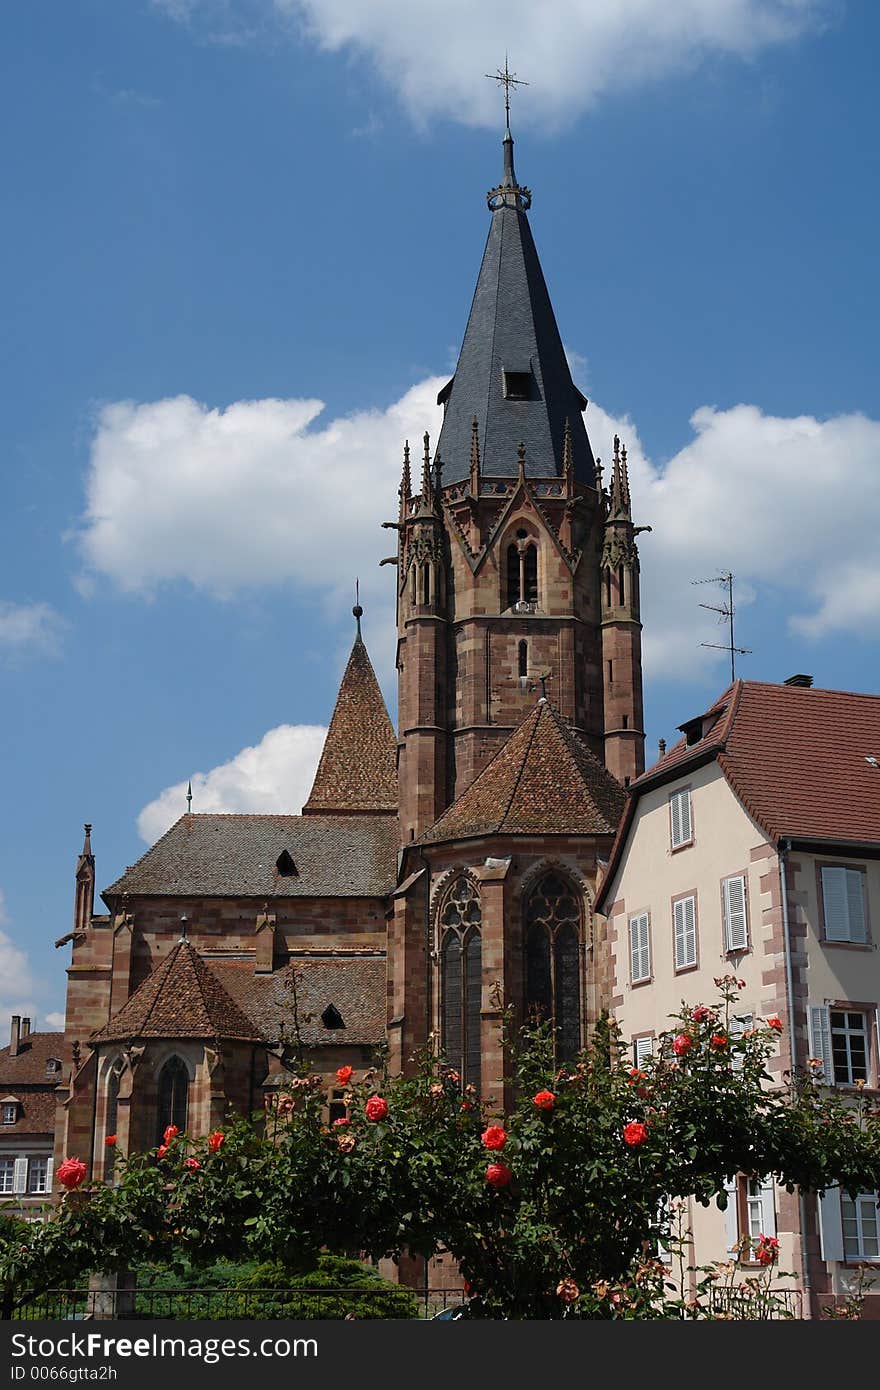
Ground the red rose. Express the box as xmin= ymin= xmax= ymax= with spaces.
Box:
xmin=365 ymin=1095 xmax=388 ymax=1122
xmin=163 ymin=1125 xmax=179 ymax=1144
xmin=156 ymin=1145 xmax=168 ymax=1159
xmin=463 ymin=1280 xmax=471 ymax=1296
xmin=556 ymin=1278 xmax=579 ymax=1305
xmin=460 ymin=1101 xmax=472 ymax=1111
xmin=533 ymin=1090 xmax=556 ymax=1111
xmin=481 ymin=1125 xmax=507 ymax=1150
xmin=332 ymin=1116 xmax=350 ymax=1127
xmin=623 ymin=1122 xmax=648 ymax=1147
xmin=57 ymin=1157 xmax=87 ymax=1190
xmin=737 ymin=979 xmax=746 ymax=989
xmin=104 ymin=1135 xmax=117 ymax=1147
xmin=755 ymin=1234 xmax=779 ymax=1266
xmin=208 ymin=1131 xmax=224 ymax=1153
xmin=767 ymin=1016 xmax=783 ymax=1033
xmin=336 ymin=1065 xmax=354 ymax=1085
xmin=184 ymin=1157 xmax=201 ymax=1172
xmin=710 ymin=1033 xmax=728 ymax=1050
xmin=692 ymin=1005 xmax=711 ymax=1023
xmin=672 ymin=1033 xmax=692 ymax=1056
xmin=485 ymin=1162 xmax=512 ymax=1188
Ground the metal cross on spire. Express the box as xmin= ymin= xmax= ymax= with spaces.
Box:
xmin=485 ymin=54 xmax=529 ymax=129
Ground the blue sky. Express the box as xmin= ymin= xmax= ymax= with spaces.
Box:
xmin=1 ymin=1 xmax=878 ymax=1031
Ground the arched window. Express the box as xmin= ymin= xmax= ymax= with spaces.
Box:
xmin=103 ymin=1059 xmax=123 ymax=1181
xmin=506 ymin=532 xmax=539 ymax=609
xmin=439 ymin=876 xmax=482 ymax=1091
xmin=525 ymin=873 xmax=583 ymax=1062
xmin=156 ymin=1056 xmax=189 ymax=1145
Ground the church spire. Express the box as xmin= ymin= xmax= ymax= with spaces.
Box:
xmin=433 ymin=107 xmax=594 ymax=487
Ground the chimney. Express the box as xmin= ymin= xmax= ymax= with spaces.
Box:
xmin=20 ymin=1017 xmax=30 ymax=1042
xmin=658 ymin=738 xmax=667 ymax=757
xmin=784 ymin=674 xmax=813 ymax=688
xmin=9 ymin=1016 xmax=20 ymax=1058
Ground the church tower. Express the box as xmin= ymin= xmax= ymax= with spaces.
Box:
xmin=395 ymin=123 xmax=646 ymax=843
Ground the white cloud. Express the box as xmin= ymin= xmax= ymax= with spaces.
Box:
xmin=0 ymin=894 xmax=45 ymax=1036
xmin=43 ymin=1013 xmax=65 ymax=1031
xmin=0 ymin=601 xmax=66 ymax=659
xmin=583 ymin=399 xmax=880 ymax=677
xmin=137 ymin=722 xmax=328 ymax=842
xmin=155 ymin=0 xmax=832 ymax=128
xmin=79 ymin=375 xmax=880 ymax=686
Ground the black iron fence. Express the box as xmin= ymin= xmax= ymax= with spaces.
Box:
xmin=10 ymin=1286 xmax=467 ymax=1321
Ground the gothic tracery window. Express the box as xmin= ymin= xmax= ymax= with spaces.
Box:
xmin=506 ymin=532 xmax=538 ymax=610
xmin=439 ymin=876 xmax=482 ymax=1091
xmin=156 ymin=1055 xmax=189 ymax=1145
xmin=525 ymin=873 xmax=582 ymax=1062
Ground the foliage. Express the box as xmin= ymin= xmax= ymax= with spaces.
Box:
xmin=2 ymin=978 xmax=878 ymax=1319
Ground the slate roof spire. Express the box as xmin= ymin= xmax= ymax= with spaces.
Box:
xmin=302 ymin=612 xmax=398 ymax=816
xmin=434 ymin=122 xmax=596 ymax=487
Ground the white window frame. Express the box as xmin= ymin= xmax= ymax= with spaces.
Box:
xmin=27 ymin=1157 xmax=50 ymax=1195
xmin=821 ymin=865 xmax=867 ymax=944
xmin=829 ymin=1008 xmax=870 ymax=1086
xmin=633 ymin=1035 xmax=654 ymax=1069
xmin=840 ymin=1191 xmax=880 ymax=1262
xmin=723 ymin=1174 xmax=776 ymax=1257
xmin=628 ymin=912 xmax=651 ymax=985
xmin=729 ymin=1013 xmax=754 ymax=1073
xmin=669 ymin=788 xmax=693 ymax=851
xmin=722 ymin=873 xmax=749 ymax=953
xmin=1 ymin=1104 xmax=16 ymax=1126
xmin=0 ymin=1159 xmax=14 ymax=1194
xmin=673 ymin=894 xmax=698 ymax=971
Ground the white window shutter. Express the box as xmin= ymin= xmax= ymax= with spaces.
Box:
xmin=759 ymin=1179 xmax=776 ymax=1237
xmin=629 ymin=914 xmax=650 ymax=983
xmin=45 ymin=1157 xmax=53 ymax=1192
xmin=12 ymin=1157 xmax=27 ymax=1195
xmin=818 ymin=1188 xmax=844 ymax=1262
xmin=808 ymin=1005 xmax=832 ymax=1081
xmin=670 ymin=793 xmax=682 ymax=848
xmin=845 ymin=871 xmax=867 ymax=943
xmin=634 ymin=1036 xmax=654 ymax=1068
xmin=723 ymin=875 xmax=749 ymax=952
xmin=680 ymin=791 xmax=692 ymax=844
xmin=822 ymin=867 xmax=848 ymax=940
xmin=723 ymin=1178 xmax=739 ymax=1253
xmin=674 ymin=897 xmax=697 ymax=969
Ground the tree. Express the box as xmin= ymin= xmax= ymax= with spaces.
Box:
xmin=4 ymin=979 xmax=879 ymax=1319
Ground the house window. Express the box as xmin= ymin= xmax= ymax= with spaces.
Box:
xmin=525 ymin=874 xmax=582 ymax=1062
xmin=830 ymin=1010 xmax=869 ymax=1085
xmin=724 ymin=1175 xmax=775 ymax=1260
xmin=633 ymin=1035 xmax=654 ymax=1069
xmin=673 ymin=895 xmax=698 ymax=971
xmin=439 ymin=877 xmax=482 ymax=1092
xmin=821 ymin=866 xmax=867 ymax=943
xmin=328 ymin=1089 xmax=347 ymax=1125
xmin=841 ymin=1192 xmax=880 ymax=1260
xmin=1 ymin=1104 xmax=16 ymax=1126
xmin=28 ymin=1158 xmax=49 ymax=1194
xmin=156 ymin=1056 xmax=189 ymax=1145
xmin=722 ymin=874 xmax=749 ymax=953
xmin=669 ymin=789 xmax=693 ymax=850
xmin=628 ymin=913 xmax=651 ymax=985
xmin=0 ymin=1159 xmax=14 ymax=1193
xmin=729 ymin=1013 xmax=754 ymax=1072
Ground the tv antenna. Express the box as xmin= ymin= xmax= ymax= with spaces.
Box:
xmin=691 ymin=571 xmax=751 ymax=682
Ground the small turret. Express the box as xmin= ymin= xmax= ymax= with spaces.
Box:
xmin=73 ymin=823 xmax=95 ymax=935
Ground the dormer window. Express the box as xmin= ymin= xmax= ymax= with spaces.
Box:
xmin=503 ymin=369 xmax=532 ymax=401
xmin=275 ymin=850 xmax=298 ymax=877
xmin=2 ymin=1103 xmax=17 ymax=1125
xmin=321 ymin=1004 xmax=345 ymax=1030
xmin=46 ymin=1058 xmax=61 ymax=1077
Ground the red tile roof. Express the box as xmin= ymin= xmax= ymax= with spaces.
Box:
xmin=212 ymin=957 xmax=386 ymax=1048
xmin=421 ymin=699 xmax=626 ymax=843
xmin=596 ymin=680 xmax=880 ymax=911
xmin=0 ymin=1034 xmax=62 ymax=1137
xmin=303 ymin=635 xmax=398 ymax=815
xmin=90 ymin=940 xmax=262 ymax=1045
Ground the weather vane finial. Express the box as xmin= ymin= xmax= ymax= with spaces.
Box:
xmin=353 ymin=577 xmax=363 ymax=639
xmin=485 ymin=54 xmax=529 ymax=132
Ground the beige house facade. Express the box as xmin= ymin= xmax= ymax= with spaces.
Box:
xmin=596 ymin=676 xmax=880 ymax=1318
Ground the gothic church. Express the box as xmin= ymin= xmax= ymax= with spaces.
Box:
xmin=52 ymin=124 xmax=647 ymax=1178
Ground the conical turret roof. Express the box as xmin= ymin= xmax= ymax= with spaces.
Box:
xmin=302 ymin=626 xmax=397 ymax=815
xmin=421 ymin=699 xmax=625 ymax=843
xmin=435 ymin=129 xmax=595 ymax=486
xmin=90 ymin=939 xmax=261 ymax=1044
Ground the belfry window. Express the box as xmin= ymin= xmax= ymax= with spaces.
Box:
xmin=439 ymin=877 xmax=482 ymax=1091
xmin=156 ymin=1056 xmax=189 ymax=1145
xmin=506 ymin=531 xmax=539 ymax=610
xmin=518 ymin=640 xmax=528 ymax=679
xmin=525 ymin=873 xmax=582 ymax=1062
